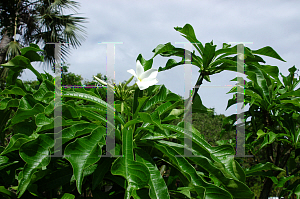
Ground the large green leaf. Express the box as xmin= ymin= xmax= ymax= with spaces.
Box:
xmin=135 ymin=148 xmax=170 ymax=199
xmin=1 ymin=54 xmax=43 ymax=83
xmin=0 ymin=98 xmax=19 ymax=110
xmin=142 ymin=85 xmax=168 ymax=111
xmin=18 ymin=134 xmax=55 ymax=197
xmin=34 ymin=113 xmax=89 ymax=134
xmin=245 ymin=64 xmax=271 ymax=104
xmin=62 ymin=91 xmax=115 ymax=114
xmin=20 ymin=45 xmax=44 ymax=62
xmin=0 ymin=134 xmax=31 ymax=156
xmin=64 ymin=126 xmax=106 ymax=194
xmin=32 ymin=79 xmax=55 ymax=103
xmin=77 ymin=104 xmax=125 ymax=125
xmin=138 ymin=111 xmax=163 ymax=131
xmin=251 ymin=46 xmax=286 ymax=62
xmin=245 ymin=162 xmax=285 ymax=177
xmin=9 ymin=94 xmax=45 ymax=126
xmin=202 ymin=42 xmax=216 ymax=69
xmin=149 ymin=140 xmax=235 ymax=199
xmin=111 ymin=127 xmax=150 ymax=199
xmin=161 ymin=140 xmax=253 ymax=198
xmin=174 ymin=24 xmax=204 ymax=56
xmin=159 ymin=124 xmax=253 ymax=198
xmin=0 ymin=87 xmax=27 ymax=96
xmin=151 ymin=42 xmax=200 ymax=72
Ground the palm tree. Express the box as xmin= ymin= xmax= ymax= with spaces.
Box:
xmin=0 ymin=0 xmax=87 ymax=89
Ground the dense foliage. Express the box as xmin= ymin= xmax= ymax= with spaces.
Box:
xmin=0 ymin=24 xmax=299 ymax=199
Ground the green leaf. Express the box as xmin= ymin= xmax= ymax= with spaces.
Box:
xmin=18 ymin=134 xmax=55 ymax=197
xmin=151 ymin=42 xmax=201 ymax=72
xmin=61 ymin=193 xmax=75 ymax=199
xmin=136 ymin=54 xmax=153 ymax=71
xmin=143 ymin=85 xmax=168 ymax=111
xmin=150 ymin=140 xmax=236 ymax=199
xmin=158 ymin=58 xmax=185 ymax=72
xmin=192 ymin=92 xmax=209 ymax=113
xmin=0 ymin=156 xmax=18 ymax=171
xmin=156 ymin=101 xmax=182 ymax=118
xmin=275 ymin=176 xmax=295 ymax=188
xmin=62 ymin=91 xmax=115 ymax=114
xmin=245 ymin=162 xmax=285 ymax=176
xmin=10 ymin=95 xmax=44 ymax=126
xmin=20 ymin=46 xmax=44 ymax=62
xmin=32 ymin=79 xmax=55 ymax=102
xmin=245 ymin=64 xmax=271 ymax=104
xmin=132 ymin=96 xmax=150 ymax=119
xmin=277 ymin=90 xmax=300 ymax=100
xmin=252 ymin=46 xmax=286 ymax=62
xmin=78 ymin=109 xmax=115 ymax=129
xmin=152 ymin=42 xmax=185 ymax=59
xmin=0 ymin=134 xmax=31 ymax=156
xmin=257 ymin=129 xmax=266 ymax=139
xmin=159 ymin=124 xmax=253 ymax=198
xmin=138 ymin=111 xmax=163 ymax=131
xmin=1 ymin=55 xmax=30 ymax=69
xmin=77 ymin=104 xmax=125 ymax=125
xmin=0 ymin=98 xmax=19 ymax=110
xmin=61 ymin=123 xmax=98 ymax=143
xmin=64 ymin=126 xmax=107 ymax=194
xmin=1 ymin=87 xmax=27 ymax=96
xmin=135 ymin=148 xmax=170 ymax=199
xmin=293 ymin=184 xmax=300 ymax=199
xmin=0 ymin=186 xmax=17 ymax=199
xmin=124 ymin=119 xmax=143 ymax=129
xmin=174 ymin=24 xmax=204 ymax=56
xmin=202 ymin=42 xmax=217 ymax=69
xmin=111 ymin=127 xmax=150 ymax=199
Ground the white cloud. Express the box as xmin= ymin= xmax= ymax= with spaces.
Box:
xmin=19 ymin=0 xmax=300 ymax=116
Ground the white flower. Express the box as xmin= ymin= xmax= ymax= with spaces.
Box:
xmin=127 ymin=60 xmax=159 ymax=90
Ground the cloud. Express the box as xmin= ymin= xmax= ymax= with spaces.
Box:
xmin=20 ymin=0 xmax=300 ymax=116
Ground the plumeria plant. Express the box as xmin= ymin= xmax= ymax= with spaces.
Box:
xmin=0 ymin=44 xmax=254 ymax=199
xmin=0 ymin=23 xmax=296 ymax=199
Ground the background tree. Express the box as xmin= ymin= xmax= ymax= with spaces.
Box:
xmin=0 ymin=0 xmax=87 ymax=89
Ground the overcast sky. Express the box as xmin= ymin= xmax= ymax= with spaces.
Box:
xmin=20 ymin=0 xmax=300 ymax=116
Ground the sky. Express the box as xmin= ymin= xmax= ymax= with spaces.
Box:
xmin=20 ymin=0 xmax=300 ymax=117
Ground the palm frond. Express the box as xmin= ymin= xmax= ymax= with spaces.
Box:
xmin=5 ymin=41 xmax=22 ymax=62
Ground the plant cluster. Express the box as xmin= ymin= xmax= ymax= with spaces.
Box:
xmin=0 ymin=24 xmax=299 ymax=199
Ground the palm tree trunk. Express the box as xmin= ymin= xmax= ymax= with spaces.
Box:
xmin=0 ymin=30 xmax=11 ymax=64
xmin=0 ymin=29 xmax=12 ymax=89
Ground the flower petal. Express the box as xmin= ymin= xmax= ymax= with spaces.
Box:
xmin=127 ymin=69 xmax=138 ymax=78
xmin=136 ymin=60 xmax=144 ymax=77
xmin=138 ymin=78 xmax=158 ymax=90
xmin=139 ymin=68 xmax=158 ymax=80
xmin=136 ymin=81 xmax=149 ymax=90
